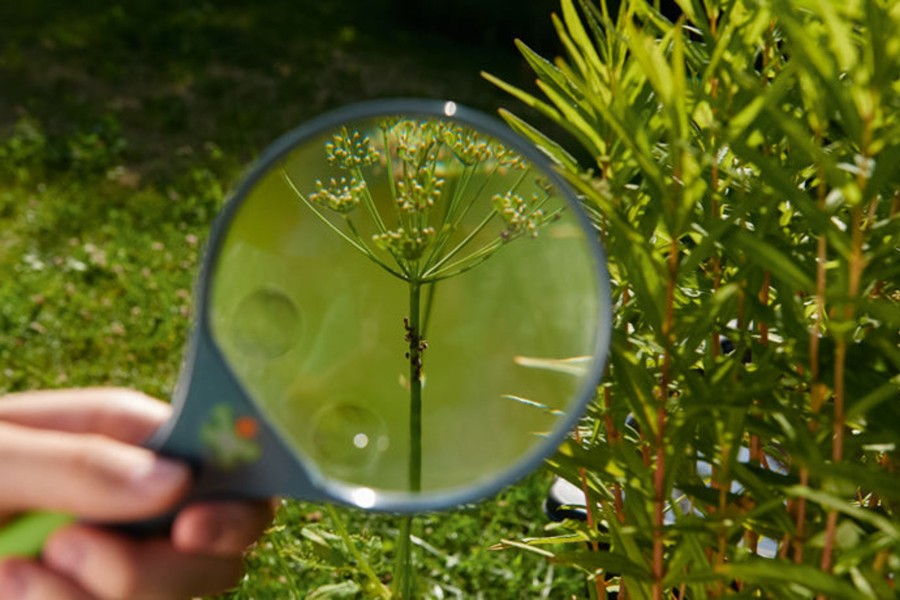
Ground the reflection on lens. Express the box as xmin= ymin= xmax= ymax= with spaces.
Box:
xmin=350 ymin=487 xmax=377 ymax=509
xmin=231 ymin=287 xmax=302 ymax=359
xmin=310 ymin=402 xmax=389 ymax=474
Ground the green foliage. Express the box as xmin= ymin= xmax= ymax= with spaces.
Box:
xmin=234 ymin=475 xmax=587 ymax=599
xmin=0 ymin=142 xmax=228 ymax=397
xmin=488 ymin=0 xmax=900 ymax=596
xmin=0 ymin=2 xmax=593 ymax=597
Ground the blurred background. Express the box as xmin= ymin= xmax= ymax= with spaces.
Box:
xmin=0 ymin=1 xmax=590 ymax=597
xmin=0 ymin=0 xmax=565 ymax=394
xmin=0 ymin=0 xmax=556 ymax=169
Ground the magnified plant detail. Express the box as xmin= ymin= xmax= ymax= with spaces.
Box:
xmin=282 ymin=117 xmax=562 ymax=598
xmin=284 ymin=117 xmax=559 ymax=490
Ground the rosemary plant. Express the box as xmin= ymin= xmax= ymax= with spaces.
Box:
xmin=487 ymin=0 xmax=900 ymax=598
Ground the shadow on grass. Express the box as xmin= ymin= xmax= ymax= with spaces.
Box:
xmin=0 ymin=0 xmax=544 ymax=171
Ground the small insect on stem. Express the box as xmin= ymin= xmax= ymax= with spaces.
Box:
xmin=404 ymin=316 xmax=427 ymax=379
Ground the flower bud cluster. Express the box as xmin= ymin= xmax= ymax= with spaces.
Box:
xmin=373 ymin=226 xmax=436 ymax=260
xmin=296 ymin=118 xmax=553 ymax=281
xmin=309 ymin=176 xmax=367 ymax=213
xmin=492 ymin=191 xmax=545 ymax=239
xmin=395 ymin=121 xmax=441 ymax=166
xmin=326 ymin=130 xmax=380 ymax=169
xmin=441 ymin=125 xmax=492 ymax=166
xmin=397 ymin=167 xmax=445 ymax=212
xmin=491 ymin=144 xmax=528 ymax=170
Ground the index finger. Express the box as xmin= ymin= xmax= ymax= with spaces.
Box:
xmin=0 ymin=421 xmax=190 ymax=521
xmin=0 ymin=388 xmax=170 ymax=444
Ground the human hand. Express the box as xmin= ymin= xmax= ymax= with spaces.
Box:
xmin=0 ymin=388 xmax=274 ymax=599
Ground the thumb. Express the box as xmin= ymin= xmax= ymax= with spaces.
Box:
xmin=0 ymin=422 xmax=191 ymax=522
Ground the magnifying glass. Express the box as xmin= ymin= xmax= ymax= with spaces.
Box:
xmin=0 ymin=99 xmax=610 ymax=553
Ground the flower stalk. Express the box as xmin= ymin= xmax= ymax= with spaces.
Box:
xmin=286 ymin=116 xmax=556 ymax=594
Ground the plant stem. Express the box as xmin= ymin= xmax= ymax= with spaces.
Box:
xmin=819 ymin=204 xmax=865 ymax=582
xmin=652 ymin=235 xmax=678 ymax=600
xmin=282 ymin=170 xmax=407 ymax=279
xmin=396 ymin=281 xmax=425 ymax=600
xmin=603 ymin=386 xmax=626 ymax=523
xmin=325 ymin=504 xmax=391 ymax=599
xmin=407 ymin=281 xmax=424 ymax=493
xmin=574 ymin=427 xmax=606 ymax=599
xmin=395 ymin=515 xmax=415 ymax=599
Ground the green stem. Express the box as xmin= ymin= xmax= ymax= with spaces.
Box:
xmin=424 ymin=165 xmax=474 ymax=265
xmin=382 ymin=126 xmax=402 ymax=227
xmin=283 ymin=170 xmax=370 ymax=255
xmin=424 ymin=237 xmax=505 ymax=282
xmin=394 ymin=281 xmax=425 ymax=600
xmin=407 ymin=281 xmax=424 ymax=493
xmin=421 ymin=282 xmax=437 ymax=338
xmin=345 ymin=217 xmax=410 ymax=280
xmin=283 ymin=169 xmax=409 ymax=280
xmin=352 ymin=163 xmax=389 ymax=234
xmin=325 ymin=504 xmax=391 ymax=599
xmin=422 ymin=209 xmax=498 ymax=278
xmin=424 ymin=161 xmax=502 ymax=270
xmin=395 ymin=516 xmax=415 ymax=599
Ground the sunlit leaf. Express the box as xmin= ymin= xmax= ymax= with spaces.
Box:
xmin=720 ymin=559 xmax=864 ymax=598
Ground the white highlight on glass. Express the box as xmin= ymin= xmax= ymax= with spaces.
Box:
xmin=351 ymin=487 xmax=377 ymax=509
xmin=443 ymin=101 xmax=457 ymax=117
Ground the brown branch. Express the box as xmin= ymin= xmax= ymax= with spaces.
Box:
xmin=652 ymin=235 xmax=678 ymax=600
xmin=573 ymin=427 xmax=607 ymax=599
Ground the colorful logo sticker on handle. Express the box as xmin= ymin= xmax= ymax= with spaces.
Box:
xmin=200 ymin=405 xmax=262 ymax=470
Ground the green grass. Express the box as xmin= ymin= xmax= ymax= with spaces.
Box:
xmin=238 ymin=473 xmax=587 ymax=599
xmin=0 ymin=1 xmax=588 ymax=597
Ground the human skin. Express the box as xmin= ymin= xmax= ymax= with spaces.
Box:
xmin=0 ymin=388 xmax=274 ymax=600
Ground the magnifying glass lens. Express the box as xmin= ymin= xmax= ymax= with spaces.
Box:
xmin=208 ymin=111 xmax=605 ymax=507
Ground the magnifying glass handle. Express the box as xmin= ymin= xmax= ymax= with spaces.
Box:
xmin=0 ymin=476 xmax=183 ymax=558
xmin=0 ymin=512 xmax=75 ymax=558
xmin=0 ymin=467 xmax=260 ymax=559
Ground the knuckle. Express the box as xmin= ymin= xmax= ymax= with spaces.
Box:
xmin=96 ymin=548 xmax=140 ymax=600
xmin=106 ymin=565 xmax=139 ymax=600
xmin=65 ymin=435 xmax=136 ymax=494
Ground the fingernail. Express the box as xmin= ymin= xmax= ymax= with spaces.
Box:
xmin=44 ymin=534 xmax=83 ymax=573
xmin=195 ymin=518 xmax=225 ymax=550
xmin=131 ymin=457 xmax=189 ymax=494
xmin=0 ymin=560 xmax=30 ymax=597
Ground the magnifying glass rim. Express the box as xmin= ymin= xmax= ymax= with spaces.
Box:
xmin=193 ymin=98 xmax=612 ymax=512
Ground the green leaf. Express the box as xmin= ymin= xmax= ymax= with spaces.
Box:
xmin=535 ymin=79 xmax=608 ymax=159
xmin=846 ymin=375 xmax=900 ymax=421
xmin=493 ymin=538 xmax=555 ymax=558
xmin=720 ymin=559 xmax=864 ymax=599
xmin=307 ymin=580 xmax=362 ymax=599
xmin=496 ymin=108 xmax=580 ymax=173
xmin=802 ymin=0 xmax=859 ymax=73
xmin=552 ymin=12 xmax=592 ymax=90
xmin=514 ymin=39 xmax=577 ymax=103
xmin=771 ymin=0 xmax=865 ymax=144
xmin=0 ymin=512 xmax=74 ymax=558
xmin=786 ymin=485 xmax=900 ymax=541
xmin=863 ymin=141 xmax=900 ymax=204
xmin=728 ymin=138 xmax=852 ymax=258
xmin=679 ymin=282 xmax=740 ymax=353
xmin=582 ymin=93 xmax=667 ymax=196
xmin=726 ymin=60 xmax=798 ymax=143
xmin=560 ymin=0 xmax=606 ymax=84
xmin=480 ymin=71 xmax=561 ymax=122
xmin=553 ymin=549 xmax=653 ymax=579
xmin=623 ymin=19 xmax=675 ymax=105
xmin=729 ymin=230 xmax=814 ymax=291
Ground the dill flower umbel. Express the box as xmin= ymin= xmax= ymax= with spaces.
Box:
xmin=308 ymin=176 xmax=367 ymax=214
